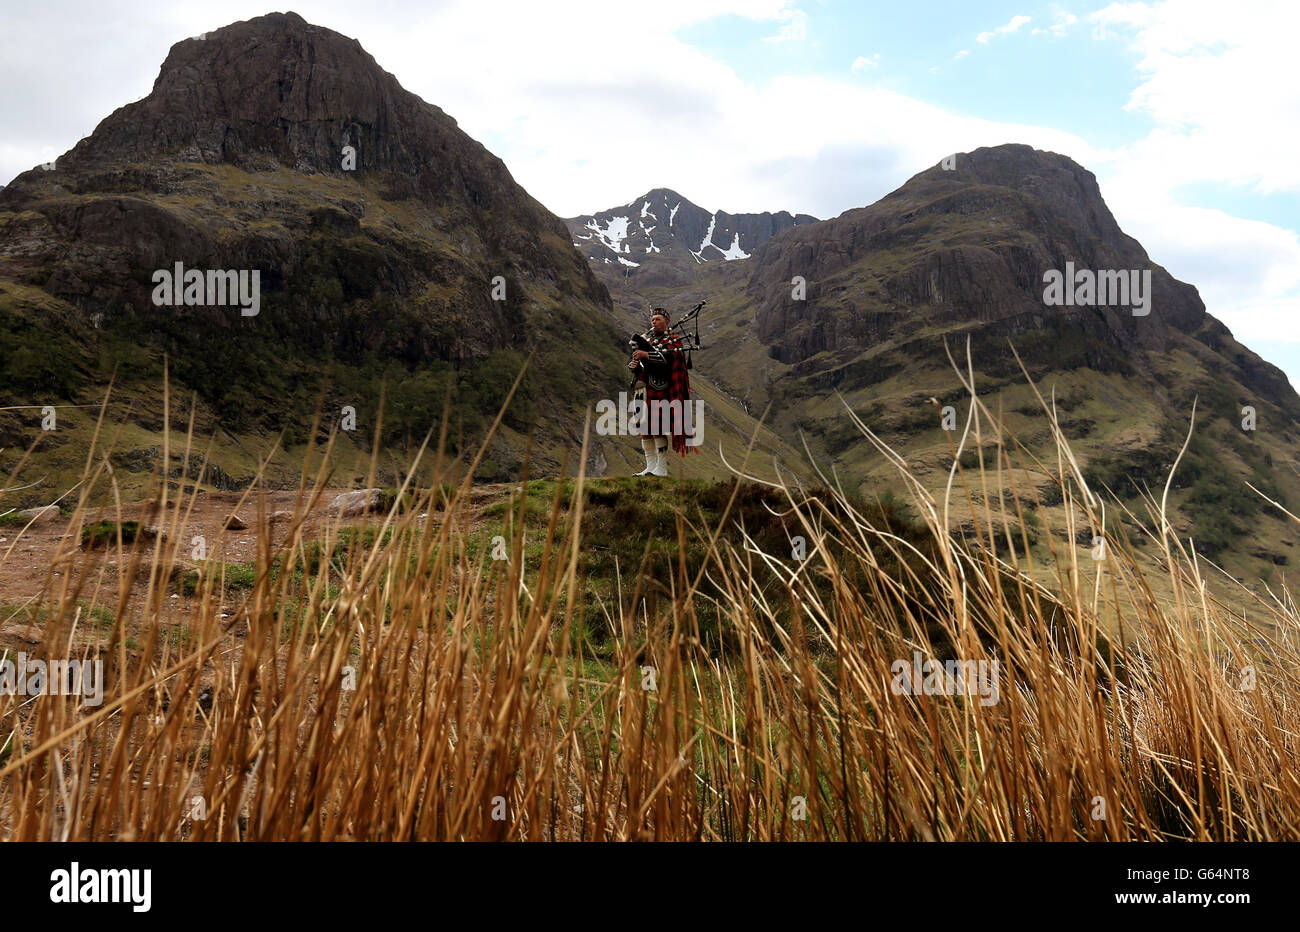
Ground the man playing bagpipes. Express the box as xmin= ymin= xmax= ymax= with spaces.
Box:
xmin=627 ymin=306 xmax=702 ymax=476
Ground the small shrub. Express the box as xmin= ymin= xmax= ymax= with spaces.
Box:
xmin=80 ymin=520 xmax=142 ymax=549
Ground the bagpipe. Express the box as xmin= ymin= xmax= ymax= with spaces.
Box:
xmin=672 ymin=299 xmax=707 ymax=354
xmin=626 ymin=300 xmax=706 ymax=391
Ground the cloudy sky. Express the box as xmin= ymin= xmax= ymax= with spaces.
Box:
xmin=3 ymin=0 xmax=1297 ymax=386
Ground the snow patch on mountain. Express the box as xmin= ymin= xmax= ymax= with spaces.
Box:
xmin=717 ymin=232 xmax=750 ymax=260
xmin=585 ymin=216 xmax=630 ymax=254
xmin=698 ymin=213 xmax=717 ymax=254
xmin=618 ymin=256 xmax=640 ymax=267
xmin=568 ymin=190 xmax=819 ymax=272
xmin=639 ymin=220 xmax=661 ymax=253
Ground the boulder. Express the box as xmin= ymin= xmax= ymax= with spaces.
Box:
xmin=330 ymin=489 xmax=383 ymax=517
xmin=18 ymin=505 xmax=61 ymax=524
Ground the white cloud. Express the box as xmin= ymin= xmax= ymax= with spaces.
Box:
xmin=763 ymin=8 xmax=807 ymax=42
xmin=1081 ymin=1 xmax=1300 ymax=375
xmin=851 ymin=54 xmax=880 ymax=71
xmin=1087 ymin=0 xmax=1300 ymax=193
xmin=1031 ymin=11 xmax=1078 ymax=36
xmin=977 ymin=14 xmax=1031 ymax=44
xmin=310 ymin=1 xmax=1097 ymax=218
xmin=953 ymin=49 xmax=970 ymax=60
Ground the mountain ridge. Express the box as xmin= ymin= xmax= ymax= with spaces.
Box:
xmin=565 ymin=187 xmax=817 ymax=290
xmin=0 ymin=14 xmax=609 ymax=485
xmin=745 ymin=145 xmax=1295 ymax=409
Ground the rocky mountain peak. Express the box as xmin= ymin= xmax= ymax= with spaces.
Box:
xmin=45 ymin=12 xmax=489 ymax=188
xmin=567 ymin=188 xmax=818 ymax=287
xmin=884 ymin=143 xmax=1127 ymax=248
xmin=0 ymin=12 xmax=623 ymax=482
xmin=750 ymin=143 xmax=1217 ymax=366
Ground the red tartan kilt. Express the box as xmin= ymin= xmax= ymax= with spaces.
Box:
xmin=640 ymin=385 xmax=675 ymax=436
xmin=631 ymin=331 xmax=701 ymax=456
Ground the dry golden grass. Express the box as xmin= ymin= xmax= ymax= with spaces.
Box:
xmin=1 ymin=354 xmax=1298 ymax=842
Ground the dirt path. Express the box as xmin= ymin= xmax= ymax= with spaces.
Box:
xmin=0 ymin=478 xmax=634 ymax=658
xmin=0 ymin=485 xmax=509 ymax=650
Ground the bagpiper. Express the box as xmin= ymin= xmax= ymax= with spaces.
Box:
xmin=627 ymin=307 xmax=699 ymax=476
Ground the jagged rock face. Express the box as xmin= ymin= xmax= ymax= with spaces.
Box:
xmin=0 ymin=11 xmax=614 ymax=357
xmin=566 ymin=188 xmax=816 ymax=288
xmin=60 ymin=13 xmax=499 ymax=190
xmin=750 ymin=145 xmax=1214 ymax=368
